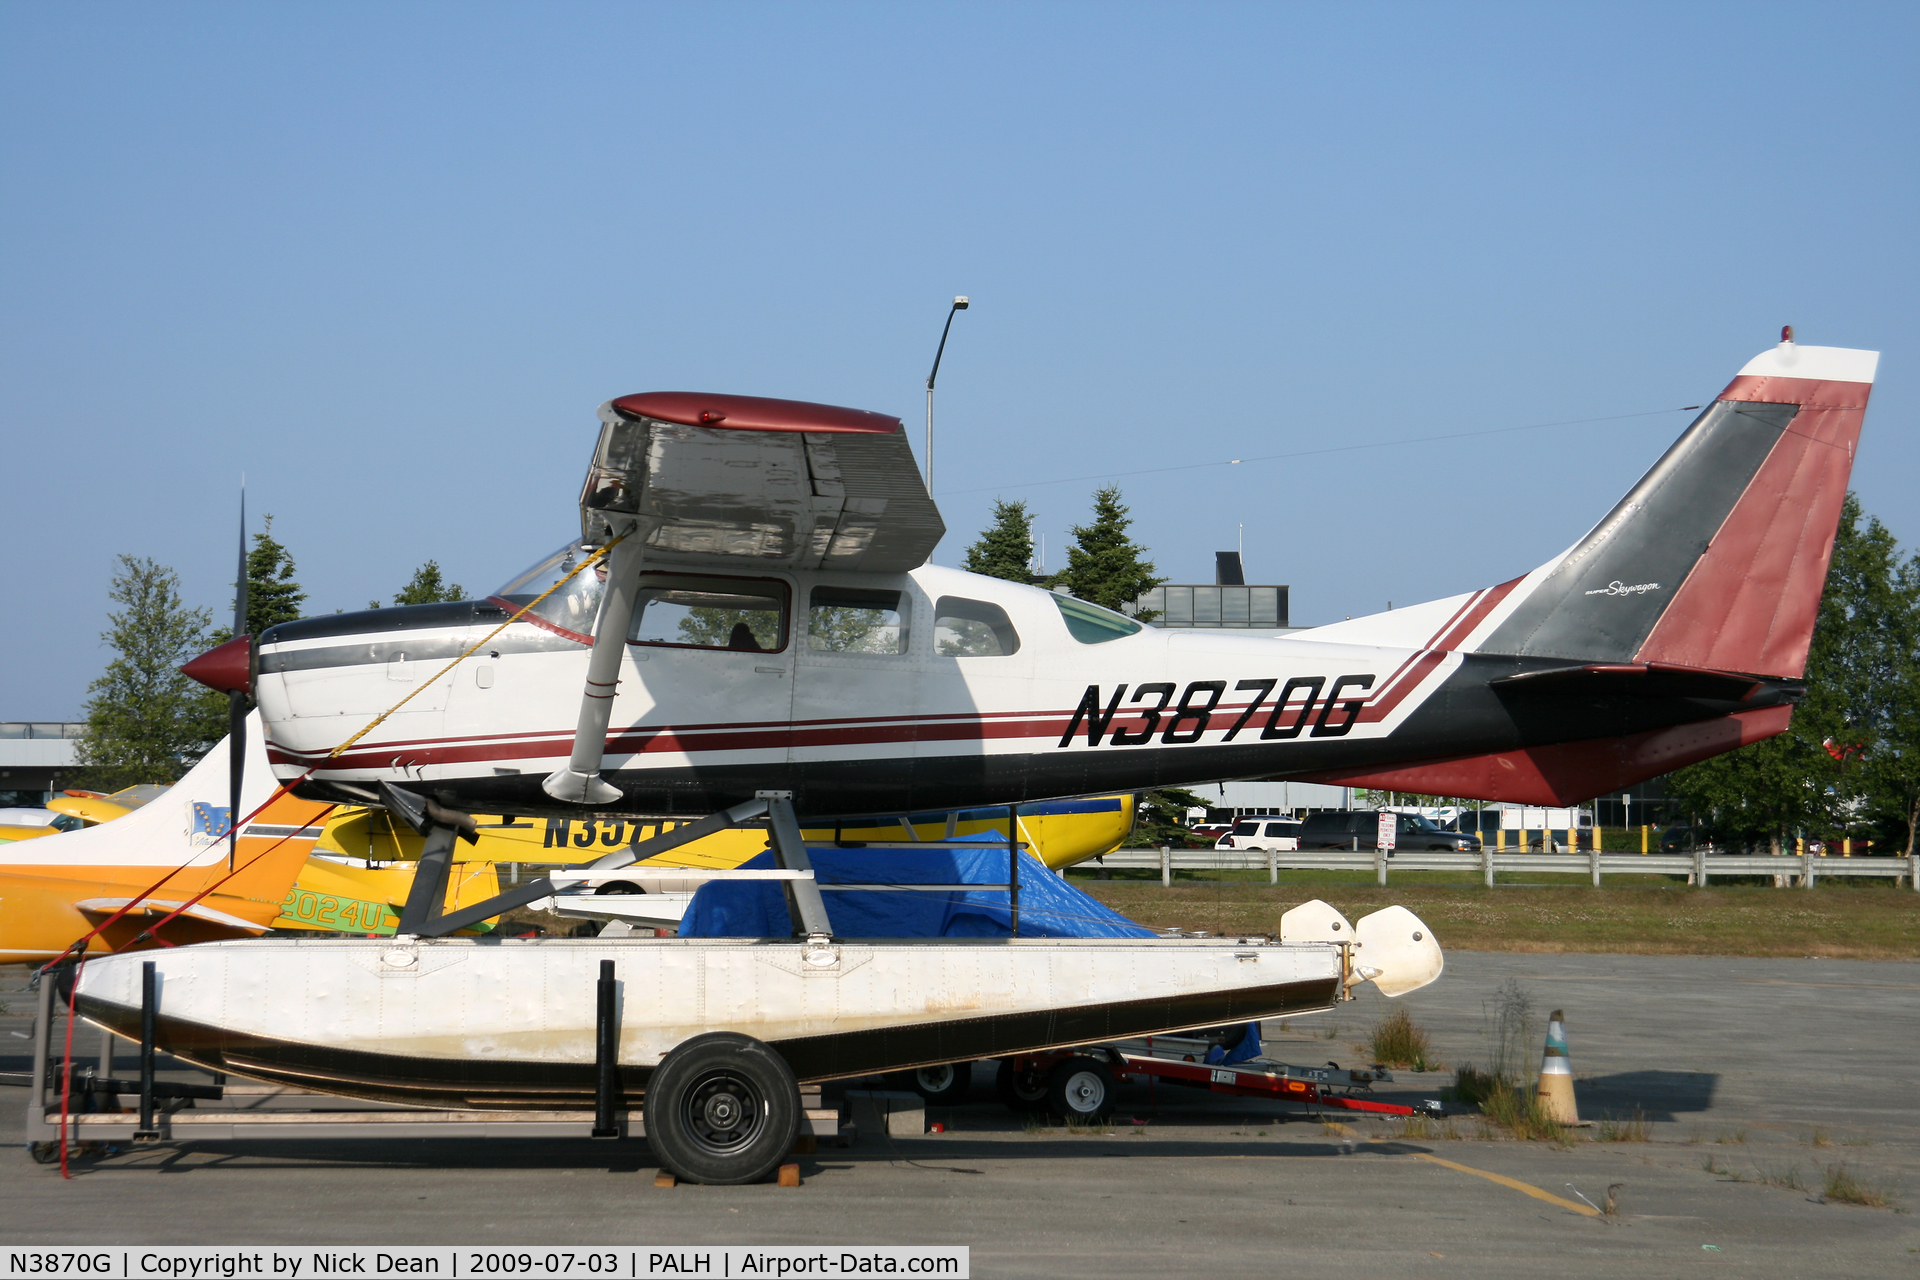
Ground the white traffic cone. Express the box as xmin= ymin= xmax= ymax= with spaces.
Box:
xmin=1535 ymin=1009 xmax=1583 ymax=1125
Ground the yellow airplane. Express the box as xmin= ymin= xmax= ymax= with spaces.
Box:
xmin=313 ymin=794 xmax=1136 ymax=872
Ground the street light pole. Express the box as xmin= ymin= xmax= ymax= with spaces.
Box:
xmin=924 ymin=295 xmax=969 ymax=492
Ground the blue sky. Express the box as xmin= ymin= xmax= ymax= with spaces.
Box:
xmin=3 ymin=2 xmax=1915 ymax=718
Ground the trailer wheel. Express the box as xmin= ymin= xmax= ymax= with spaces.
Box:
xmin=643 ymin=1032 xmax=799 ymax=1186
xmin=890 ymin=1062 xmax=971 ymax=1106
xmin=995 ymin=1058 xmax=1049 ymax=1113
xmin=1047 ymin=1058 xmax=1116 ymax=1122
xmin=27 ymin=1141 xmax=60 ymax=1165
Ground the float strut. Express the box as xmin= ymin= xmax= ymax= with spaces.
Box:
xmin=592 ymin=959 xmax=620 ymax=1139
xmin=135 ymin=960 xmax=159 ymax=1141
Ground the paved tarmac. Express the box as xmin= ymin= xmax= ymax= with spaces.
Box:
xmin=3 ymin=951 xmax=1917 ymax=1278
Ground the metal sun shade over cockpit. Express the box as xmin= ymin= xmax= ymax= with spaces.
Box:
xmin=542 ymin=392 xmax=946 ymax=807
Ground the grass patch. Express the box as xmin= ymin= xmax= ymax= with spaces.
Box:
xmin=1394 ymin=1112 xmax=1462 ymax=1141
xmin=1755 ymin=1162 xmax=1808 ymax=1191
xmin=1594 ymin=1109 xmax=1651 ymax=1142
xmin=1369 ymin=1006 xmax=1435 ymax=1071
xmin=1474 ymin=1076 xmax=1568 ymax=1143
xmin=1070 ymin=878 xmax=1920 ymax=958
xmin=1824 ymin=1162 xmax=1898 ymax=1208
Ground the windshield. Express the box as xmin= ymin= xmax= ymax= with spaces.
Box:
xmin=1053 ymin=594 xmax=1143 ymax=643
xmin=491 ymin=540 xmax=607 ymax=644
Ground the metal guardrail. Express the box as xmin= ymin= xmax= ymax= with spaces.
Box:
xmin=1086 ymin=846 xmax=1920 ymax=889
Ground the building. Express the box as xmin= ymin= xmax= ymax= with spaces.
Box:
xmin=0 ymin=722 xmax=85 ymax=807
xmin=1126 ymin=551 xmax=1294 ymax=636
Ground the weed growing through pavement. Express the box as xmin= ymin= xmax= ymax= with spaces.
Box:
xmin=1369 ymin=1006 xmax=1435 ymax=1071
xmin=1394 ymin=1112 xmax=1462 ymax=1141
xmin=1754 ymin=1162 xmax=1807 ymax=1191
xmin=1475 ymin=1077 xmax=1569 ymax=1144
xmin=1447 ymin=1064 xmax=1501 ymax=1107
xmin=1022 ymin=1115 xmax=1055 ymax=1135
xmin=1322 ymin=1022 xmax=1341 ymax=1040
xmin=1805 ymin=1126 xmax=1831 ymax=1147
xmin=1823 ymin=1162 xmax=1898 ymax=1208
xmin=1062 ymin=1115 xmax=1113 ymax=1137
xmin=1840 ymin=1134 xmax=1873 ymax=1147
xmin=1715 ymin=1128 xmax=1749 ymax=1144
xmin=1594 ymin=1109 xmax=1651 ymax=1142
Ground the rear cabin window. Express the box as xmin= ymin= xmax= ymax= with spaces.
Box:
xmin=1264 ymin=822 xmax=1291 ymax=837
xmin=1233 ymin=821 xmax=1260 ymax=836
xmin=808 ymin=586 xmax=909 ymax=654
xmin=934 ymin=597 xmax=1020 ymax=656
xmin=1299 ymin=812 xmax=1353 ymax=835
xmin=626 ymin=575 xmax=789 ymax=653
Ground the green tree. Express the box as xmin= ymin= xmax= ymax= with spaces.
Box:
xmin=214 ymin=514 xmax=307 ymax=639
xmin=391 ymin=559 xmax=467 ymax=606
xmin=962 ymin=498 xmax=1035 ymax=583
xmin=1666 ymin=495 xmax=1920 ymax=854
xmin=75 ymin=556 xmax=229 ymax=789
xmin=1053 ymin=486 xmax=1164 ymax=617
xmin=1125 ymin=787 xmax=1210 ymax=848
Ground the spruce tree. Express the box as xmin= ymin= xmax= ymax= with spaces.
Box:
xmin=75 ymin=556 xmax=229 ymax=788
xmin=962 ymin=498 xmax=1035 ymax=583
xmin=1054 ymin=486 xmax=1164 ymax=615
xmin=392 ymin=559 xmax=467 ymax=605
xmin=241 ymin=514 xmax=307 ymax=635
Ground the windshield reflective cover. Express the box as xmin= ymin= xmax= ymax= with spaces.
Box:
xmin=491 ymin=541 xmax=607 ymax=644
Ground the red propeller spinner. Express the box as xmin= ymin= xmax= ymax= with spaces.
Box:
xmin=182 ymin=634 xmax=253 ymax=695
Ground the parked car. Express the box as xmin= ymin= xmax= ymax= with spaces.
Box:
xmin=1294 ymin=810 xmax=1479 ymax=852
xmin=1217 ymin=818 xmax=1301 ymax=851
xmin=1188 ymin=822 xmax=1236 ymax=845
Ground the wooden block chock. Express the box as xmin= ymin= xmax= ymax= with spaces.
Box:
xmin=777 ymin=1162 xmax=801 ymax=1188
xmin=653 ymin=1172 xmax=677 ymax=1188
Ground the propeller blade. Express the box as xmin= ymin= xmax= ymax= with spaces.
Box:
xmin=229 ymin=489 xmax=247 ymax=871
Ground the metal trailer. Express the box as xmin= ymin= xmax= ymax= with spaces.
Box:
xmin=995 ymin=1034 xmax=1443 ymax=1121
xmin=14 ymin=967 xmax=843 ymax=1163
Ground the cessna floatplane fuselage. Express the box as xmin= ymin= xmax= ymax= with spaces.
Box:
xmin=71 ymin=337 xmax=1875 ymax=1184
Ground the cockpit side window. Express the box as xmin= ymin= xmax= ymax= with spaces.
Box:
xmin=809 ymin=586 xmax=909 ymax=654
xmin=934 ymin=596 xmax=1020 ymax=656
xmin=627 ymin=574 xmax=790 ymax=653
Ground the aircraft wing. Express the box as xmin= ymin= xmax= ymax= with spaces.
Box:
xmin=575 ymin=392 xmax=944 ymax=573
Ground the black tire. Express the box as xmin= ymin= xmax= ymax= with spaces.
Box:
xmin=27 ymin=1141 xmax=60 ymax=1165
xmin=889 ymin=1062 xmax=971 ymax=1106
xmin=995 ymin=1058 xmax=1049 ymax=1113
xmin=595 ymin=881 xmax=641 ymax=896
xmin=643 ymin=1032 xmax=800 ymax=1186
xmin=1046 ymin=1057 xmax=1117 ymax=1122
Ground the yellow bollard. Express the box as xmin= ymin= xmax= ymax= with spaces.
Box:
xmin=1796 ymin=834 xmax=1804 ymax=855
xmin=1497 ymin=827 xmax=1506 ymax=853
xmin=1640 ymin=825 xmax=1649 ymax=854
xmin=1844 ymin=836 xmax=1852 ymax=857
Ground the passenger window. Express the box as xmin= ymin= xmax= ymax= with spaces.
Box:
xmin=1264 ymin=823 xmax=1288 ymax=837
xmin=1233 ymin=821 xmax=1259 ymax=836
xmin=934 ymin=597 xmax=1020 ymax=656
xmin=626 ymin=574 xmax=788 ymax=652
xmin=808 ymin=586 xmax=908 ymax=654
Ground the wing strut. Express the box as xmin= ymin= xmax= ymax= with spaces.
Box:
xmin=544 ymin=534 xmax=645 ymax=805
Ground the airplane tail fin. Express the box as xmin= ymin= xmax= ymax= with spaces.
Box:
xmin=1465 ymin=338 xmax=1878 ymax=677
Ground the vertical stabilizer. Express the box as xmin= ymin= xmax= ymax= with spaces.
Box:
xmin=1474 ymin=340 xmax=1877 ymax=677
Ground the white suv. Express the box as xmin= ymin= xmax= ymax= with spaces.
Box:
xmin=1216 ymin=818 xmax=1300 ymax=851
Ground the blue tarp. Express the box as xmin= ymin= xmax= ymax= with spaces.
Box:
xmin=677 ymin=845 xmax=1157 ymax=939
